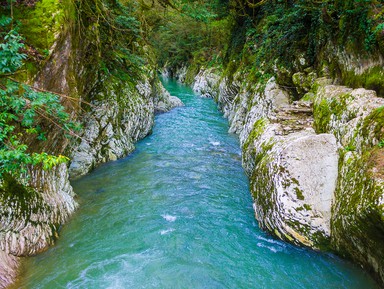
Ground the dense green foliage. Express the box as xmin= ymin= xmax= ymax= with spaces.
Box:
xmin=236 ymin=0 xmax=384 ymax=70
xmin=148 ymin=0 xmax=384 ymax=94
xmin=144 ymin=0 xmax=231 ymax=69
xmin=75 ymin=0 xmax=145 ymax=82
xmin=13 ymin=0 xmax=65 ymax=53
xmin=0 ymin=17 xmax=78 ymax=180
xmin=0 ymin=0 xmax=150 ymax=182
xmin=234 ymin=0 xmax=384 ymax=94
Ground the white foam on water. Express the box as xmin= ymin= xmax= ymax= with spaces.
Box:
xmin=162 ymin=214 xmax=177 ymax=222
xmin=256 ymin=235 xmax=286 ymax=247
xmin=210 ymin=141 xmax=221 ymax=146
xmin=160 ymin=228 xmax=175 ymax=235
xmin=257 ymin=242 xmax=280 ymax=253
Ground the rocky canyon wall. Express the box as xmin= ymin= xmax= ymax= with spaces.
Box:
xmin=174 ymin=58 xmax=384 ymax=285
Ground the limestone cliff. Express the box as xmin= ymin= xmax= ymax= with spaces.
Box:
xmin=69 ymin=73 xmax=182 ymax=179
xmin=181 ymin=64 xmax=384 ymax=285
xmin=0 ymin=1 xmax=182 ymax=288
xmin=314 ymin=85 xmax=384 ymax=283
xmin=0 ymin=164 xmax=76 ymax=288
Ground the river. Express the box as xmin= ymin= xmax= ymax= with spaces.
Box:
xmin=17 ymin=79 xmax=378 ymax=288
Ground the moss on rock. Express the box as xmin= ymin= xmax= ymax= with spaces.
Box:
xmin=331 ymin=152 xmax=384 ymax=283
xmin=313 ymin=80 xmax=384 ymax=285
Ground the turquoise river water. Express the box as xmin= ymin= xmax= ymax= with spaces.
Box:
xmin=17 ymin=79 xmax=378 ymax=288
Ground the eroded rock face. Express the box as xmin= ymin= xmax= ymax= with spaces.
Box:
xmin=314 ymin=85 xmax=384 ymax=150
xmin=249 ymin=129 xmax=338 ymax=248
xmin=69 ymin=78 xmax=182 ymax=179
xmin=239 ymin=88 xmax=337 ymax=249
xmin=314 ymin=85 xmax=384 ymax=284
xmin=193 ymin=69 xmax=220 ymax=98
xmin=0 ymin=250 xmax=18 ymax=289
xmin=191 ymin=70 xmax=337 ymax=248
xmin=237 ymin=78 xmax=290 ymax=141
xmin=153 ymin=80 xmax=184 ymax=113
xmin=68 ymin=83 xmax=153 ymax=179
xmin=0 ymin=164 xmax=77 ymax=289
xmin=190 ymin=67 xmax=384 ymax=285
xmin=163 ymin=66 xmax=188 ymax=83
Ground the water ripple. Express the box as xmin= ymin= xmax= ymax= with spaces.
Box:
xmin=17 ymin=78 xmax=379 ymax=289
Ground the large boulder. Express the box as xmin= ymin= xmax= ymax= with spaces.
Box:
xmin=244 ymin=120 xmax=338 ymax=249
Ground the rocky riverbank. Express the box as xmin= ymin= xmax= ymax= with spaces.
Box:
xmin=0 ymin=14 xmax=182 ymax=289
xmin=0 ymin=68 xmax=181 ymax=289
xmin=69 ymin=74 xmax=182 ymax=179
xmin=168 ymin=65 xmax=384 ymax=286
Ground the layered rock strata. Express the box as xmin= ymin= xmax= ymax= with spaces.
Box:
xmin=188 ymin=67 xmax=384 ymax=285
xmin=0 ymin=164 xmax=76 ymax=288
xmin=69 ymin=76 xmax=182 ymax=179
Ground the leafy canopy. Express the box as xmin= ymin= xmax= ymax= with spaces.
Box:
xmin=145 ymin=0 xmax=231 ymax=69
